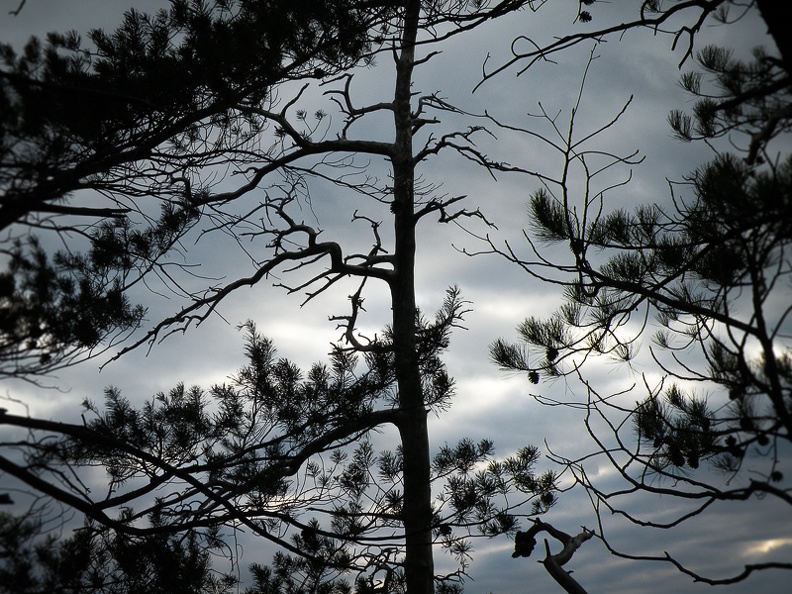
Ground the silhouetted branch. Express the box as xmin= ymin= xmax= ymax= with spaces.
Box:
xmin=513 ymin=518 xmax=594 ymax=594
xmin=8 ymin=0 xmax=26 ymax=16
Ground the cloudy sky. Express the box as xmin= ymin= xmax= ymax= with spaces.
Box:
xmin=1 ymin=2 xmax=788 ymax=593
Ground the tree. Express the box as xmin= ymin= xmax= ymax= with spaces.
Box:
xmin=490 ymin=0 xmax=792 ymax=587
xmin=0 ymin=0 xmax=388 ymax=380
xmin=0 ymin=505 xmax=236 ymax=594
xmin=1 ymin=1 xmax=567 ymax=593
xmin=2 ymin=313 xmax=556 ymax=593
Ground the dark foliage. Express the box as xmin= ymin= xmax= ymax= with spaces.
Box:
xmin=2 ymin=292 xmax=557 ymax=591
xmin=0 ymin=0 xmax=387 ymax=380
xmin=0 ymin=509 xmax=235 ymax=594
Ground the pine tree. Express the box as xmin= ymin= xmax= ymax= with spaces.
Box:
xmin=0 ymin=0 xmax=387 ymax=379
xmin=1 ymin=2 xmax=562 ymax=592
xmin=491 ymin=0 xmax=792 ymax=585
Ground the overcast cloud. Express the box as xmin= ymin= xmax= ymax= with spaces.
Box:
xmin=1 ymin=2 xmax=788 ymax=593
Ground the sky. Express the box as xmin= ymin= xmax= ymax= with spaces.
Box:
xmin=1 ymin=1 xmax=789 ymax=593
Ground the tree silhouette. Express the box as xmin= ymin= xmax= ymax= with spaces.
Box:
xmin=491 ymin=0 xmax=792 ymax=587
xmin=2 ymin=306 xmax=556 ymax=592
xmin=1 ymin=1 xmax=572 ymax=593
xmin=0 ymin=504 xmax=236 ymax=594
xmin=0 ymin=0 xmax=389 ymax=380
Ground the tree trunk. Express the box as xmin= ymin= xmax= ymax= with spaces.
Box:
xmin=755 ymin=0 xmax=792 ymax=76
xmin=391 ymin=2 xmax=434 ymax=593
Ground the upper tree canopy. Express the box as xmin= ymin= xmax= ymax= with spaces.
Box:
xmin=0 ymin=0 xmax=391 ymax=380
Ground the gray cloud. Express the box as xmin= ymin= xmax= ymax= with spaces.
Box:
xmin=1 ymin=2 xmax=786 ymax=593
